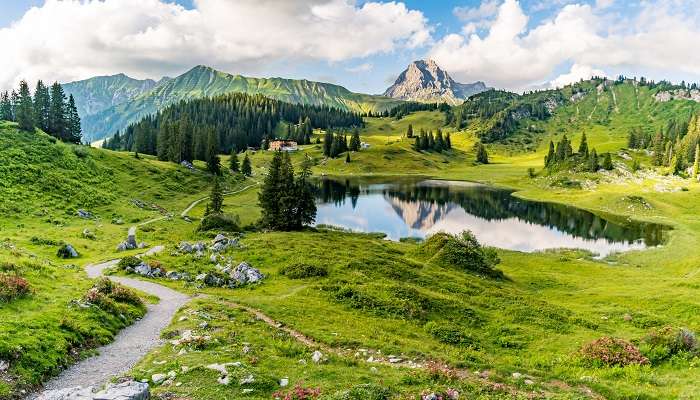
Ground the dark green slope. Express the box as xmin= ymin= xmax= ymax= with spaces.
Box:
xmin=81 ymin=66 xmax=402 ymax=141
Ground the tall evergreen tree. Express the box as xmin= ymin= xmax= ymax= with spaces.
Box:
xmin=474 ymin=141 xmax=489 ymax=164
xmin=349 ymin=128 xmax=361 ymax=151
xmin=601 ymin=153 xmax=613 ymax=170
xmin=323 ymin=130 xmax=333 ymax=157
xmin=258 ymin=151 xmax=283 ymax=228
xmin=66 ymin=95 xmax=82 ymax=144
xmin=588 ymin=149 xmax=599 ymax=172
xmin=206 ymin=129 xmax=221 ymax=175
xmin=578 ymin=133 xmax=589 ymax=157
xmin=406 ymin=124 xmax=413 ymax=138
xmin=294 ymin=155 xmax=317 ymax=228
xmin=693 ymin=144 xmax=700 ymax=179
xmin=49 ymin=82 xmax=67 ymax=139
xmin=207 ymin=178 xmax=224 ymax=215
xmin=16 ymin=80 xmax=35 ymax=132
xmin=0 ymin=91 xmax=12 ymax=121
xmin=241 ymin=154 xmax=252 ymax=177
xmin=545 ymin=141 xmax=555 ymax=166
xmin=33 ymin=80 xmax=51 ymax=132
xmin=229 ymin=150 xmax=240 ymax=172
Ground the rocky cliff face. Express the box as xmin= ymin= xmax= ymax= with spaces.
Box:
xmin=384 ymin=60 xmax=488 ymax=105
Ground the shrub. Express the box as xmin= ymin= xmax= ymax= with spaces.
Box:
xmin=280 ymin=263 xmax=328 ymax=279
xmin=84 ymin=279 xmax=143 ymax=309
xmin=640 ymin=326 xmax=698 ymax=364
xmin=327 ymin=384 xmax=393 ymax=400
xmin=273 ymin=384 xmax=321 ymax=400
xmin=30 ymin=236 xmax=61 ymax=246
xmin=579 ymin=337 xmax=649 ymax=367
xmin=420 ymin=231 xmax=503 ymax=278
xmin=0 ymin=274 xmax=31 ymax=301
xmin=110 ymin=286 xmax=143 ymax=306
xmin=424 ymin=321 xmax=477 ymax=346
xmin=197 ymin=213 xmax=241 ymax=232
xmin=117 ymin=256 xmax=142 ymax=270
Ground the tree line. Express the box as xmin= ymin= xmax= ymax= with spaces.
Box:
xmin=0 ymin=80 xmax=81 ymax=143
xmin=410 ymin=125 xmax=452 ymax=152
xmin=103 ymin=92 xmax=363 ymax=162
xmin=322 ymin=128 xmax=361 ymax=158
xmin=627 ymin=114 xmax=700 ymax=175
xmin=544 ymin=133 xmax=612 ymax=172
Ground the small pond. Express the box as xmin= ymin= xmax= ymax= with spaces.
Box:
xmin=313 ymin=177 xmax=666 ymax=257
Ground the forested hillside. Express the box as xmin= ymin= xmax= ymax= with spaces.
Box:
xmin=79 ymin=66 xmax=401 ymax=141
xmin=102 ymin=92 xmax=362 ymax=162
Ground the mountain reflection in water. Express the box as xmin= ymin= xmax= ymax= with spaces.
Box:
xmin=313 ymin=178 xmax=666 ymax=256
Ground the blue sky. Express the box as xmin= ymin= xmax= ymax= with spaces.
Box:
xmin=1 ymin=0 xmax=699 ymax=93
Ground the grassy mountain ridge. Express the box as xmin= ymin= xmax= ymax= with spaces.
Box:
xmin=62 ymin=73 xmax=157 ymax=118
xmin=79 ymin=66 xmax=402 ymax=141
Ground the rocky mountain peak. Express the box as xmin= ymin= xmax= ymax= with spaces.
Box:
xmin=384 ymin=59 xmax=488 ymax=105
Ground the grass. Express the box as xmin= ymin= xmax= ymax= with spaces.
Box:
xmin=6 ymin=80 xmax=700 ymax=399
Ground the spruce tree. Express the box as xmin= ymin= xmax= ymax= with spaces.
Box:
xmin=588 ymin=149 xmax=599 ymax=171
xmin=33 ymin=80 xmax=51 ymax=132
xmin=406 ymin=124 xmax=413 ymax=138
xmin=241 ymin=154 xmax=252 ymax=176
xmin=345 ymin=152 xmax=351 ymax=163
xmin=578 ymin=133 xmax=589 ymax=157
xmin=652 ymin=133 xmax=665 ymax=166
xmin=293 ymin=155 xmax=317 ymax=229
xmin=0 ymin=91 xmax=12 ymax=121
xmin=693 ymin=144 xmax=699 ymax=179
xmin=229 ymin=150 xmax=240 ymax=172
xmin=66 ymin=95 xmax=82 ymax=143
xmin=445 ymin=132 xmax=452 ymax=149
xmin=475 ymin=142 xmax=489 ymax=164
xmin=601 ymin=153 xmax=613 ymax=170
xmin=323 ymin=130 xmax=333 ymax=157
xmin=49 ymin=82 xmax=66 ymax=139
xmin=16 ymin=80 xmax=35 ymax=132
xmin=545 ymin=141 xmax=555 ymax=166
xmin=259 ymin=151 xmax=283 ymax=229
xmin=206 ymin=129 xmax=221 ymax=175
xmin=349 ymin=128 xmax=361 ymax=151
xmin=208 ymin=178 xmax=224 ymax=215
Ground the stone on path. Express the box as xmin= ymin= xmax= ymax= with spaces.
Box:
xmin=35 ymin=381 xmax=149 ymax=400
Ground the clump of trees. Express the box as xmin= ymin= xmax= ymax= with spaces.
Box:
xmin=544 ymin=133 xmax=612 ymax=172
xmin=323 ymin=128 xmax=361 ymax=158
xmin=258 ymin=152 xmax=316 ymax=231
xmin=1 ymin=80 xmax=81 ymax=143
xmin=103 ymin=92 xmax=361 ymax=164
xmin=474 ymin=141 xmax=489 ymax=164
xmin=414 ymin=128 xmax=452 ymax=152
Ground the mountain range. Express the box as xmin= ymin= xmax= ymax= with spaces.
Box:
xmin=64 ymin=66 xmax=404 ymax=142
xmin=383 ymin=60 xmax=489 ymax=105
xmin=63 ymin=60 xmax=491 ymax=142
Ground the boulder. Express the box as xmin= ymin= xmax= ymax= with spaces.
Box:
xmin=228 ymin=262 xmax=264 ymax=286
xmin=36 ymin=381 xmax=149 ymax=400
xmin=77 ymin=209 xmax=93 ymax=219
xmin=82 ymin=229 xmax=96 ymax=240
xmin=192 ymin=242 xmax=206 ymax=252
xmin=0 ymin=360 xmax=8 ymax=372
xmin=57 ymin=244 xmax=79 ymax=259
xmin=117 ymin=227 xmax=139 ymax=252
xmin=35 ymin=386 xmax=94 ymax=400
xmin=166 ymin=271 xmax=181 ymax=280
xmin=178 ymin=242 xmax=194 ymax=253
xmin=311 ymin=350 xmax=323 ymax=364
xmin=180 ymin=160 xmax=194 ymax=170
xmin=134 ymin=263 xmax=152 ymax=276
xmin=210 ymin=235 xmax=237 ymax=253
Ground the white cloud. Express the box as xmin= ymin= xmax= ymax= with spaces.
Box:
xmin=0 ymin=0 xmax=431 ymax=89
xmin=549 ymin=64 xmax=606 ymax=88
xmin=430 ymin=0 xmax=700 ymax=91
xmin=346 ymin=62 xmax=374 ymax=73
xmin=453 ymin=0 xmax=500 ymax=22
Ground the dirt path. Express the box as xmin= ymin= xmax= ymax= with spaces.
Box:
xmin=29 ymin=249 xmax=190 ymax=398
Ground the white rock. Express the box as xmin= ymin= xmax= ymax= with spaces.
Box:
xmin=0 ymin=360 xmax=8 ymax=372
xmin=512 ymin=372 xmax=522 ymax=379
xmin=524 ymin=379 xmax=535 ymax=385
xmin=388 ymin=357 xmax=402 ymax=363
xmin=240 ymin=374 xmax=255 ymax=385
xmin=311 ymin=350 xmax=323 ymax=364
xmin=280 ymin=378 xmax=289 ymax=387
xmin=217 ymin=375 xmax=230 ymax=385
xmin=151 ymin=374 xmax=167 ymax=384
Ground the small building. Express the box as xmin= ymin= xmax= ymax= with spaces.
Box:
xmin=360 ymin=142 xmax=371 ymax=149
xmin=269 ymin=140 xmax=298 ymax=152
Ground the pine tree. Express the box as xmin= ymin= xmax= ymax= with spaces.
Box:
xmin=588 ymin=149 xmax=599 ymax=171
xmin=323 ymin=130 xmax=333 ymax=157
xmin=33 ymin=80 xmax=50 ymax=132
xmin=601 ymin=153 xmax=613 ymax=170
xmin=48 ymin=82 xmax=67 ymax=139
xmin=475 ymin=142 xmax=489 ymax=164
xmin=293 ymin=155 xmax=317 ymax=229
xmin=652 ymin=132 xmax=665 ymax=166
xmin=241 ymin=154 xmax=252 ymax=177
xmin=16 ymin=80 xmax=35 ymax=132
xmin=349 ymin=128 xmax=361 ymax=151
xmin=578 ymin=133 xmax=589 ymax=157
xmin=258 ymin=151 xmax=283 ymax=228
xmin=445 ymin=132 xmax=452 ymax=149
xmin=406 ymin=124 xmax=413 ymax=138
xmin=0 ymin=91 xmax=12 ymax=121
xmin=207 ymin=178 xmax=224 ymax=215
xmin=345 ymin=152 xmax=351 ymax=163
xmin=206 ymin=129 xmax=221 ymax=175
xmin=66 ymin=95 xmax=82 ymax=143
xmin=229 ymin=150 xmax=240 ymax=172
xmin=545 ymin=141 xmax=555 ymax=166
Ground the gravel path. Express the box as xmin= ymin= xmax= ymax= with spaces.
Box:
xmin=30 ymin=248 xmax=190 ymax=398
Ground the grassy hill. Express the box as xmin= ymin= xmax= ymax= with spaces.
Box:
xmin=79 ymin=66 xmax=403 ymax=141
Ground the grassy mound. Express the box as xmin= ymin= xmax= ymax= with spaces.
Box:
xmin=419 ymin=231 xmax=503 ymax=278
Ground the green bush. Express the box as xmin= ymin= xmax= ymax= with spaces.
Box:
xmin=640 ymin=326 xmax=698 ymax=364
xmin=327 ymin=384 xmax=393 ymax=400
xmin=197 ymin=213 xmax=241 ymax=232
xmin=117 ymin=256 xmax=142 ymax=269
xmin=419 ymin=231 xmax=503 ymax=278
xmin=424 ymin=321 xmax=477 ymax=346
xmin=280 ymin=263 xmax=328 ymax=279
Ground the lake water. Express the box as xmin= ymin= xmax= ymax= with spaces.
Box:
xmin=313 ymin=177 xmax=665 ymax=257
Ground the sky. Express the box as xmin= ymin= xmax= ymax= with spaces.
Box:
xmin=2 ymin=0 xmax=700 ymax=94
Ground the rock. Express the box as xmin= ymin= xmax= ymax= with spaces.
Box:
xmin=210 ymin=234 xmax=237 ymax=252
xmin=94 ymin=381 xmax=150 ymax=400
xmin=209 ymin=254 xmax=218 ymax=263
xmin=134 ymin=263 xmax=152 ymax=276
xmin=217 ymin=375 xmax=230 ymax=385
xmin=192 ymin=242 xmax=206 ymax=252
xmin=205 ymin=274 xmax=224 ymax=287
xmin=240 ymin=374 xmax=255 ymax=385
xmin=279 ymin=378 xmax=289 ymax=387
xmin=228 ymin=262 xmax=264 ymax=286
xmin=178 ymin=242 xmax=194 ymax=253
xmin=0 ymin=360 xmax=8 ymax=372
xmin=512 ymin=372 xmax=522 ymax=379
xmin=180 ymin=160 xmax=194 ymax=170
xmin=82 ymin=229 xmax=96 ymax=240
xmin=623 ymin=313 xmax=633 ymax=321
xmin=112 ymin=218 xmax=125 ymax=225
xmin=151 ymin=373 xmax=167 ymax=384
xmin=213 ymin=234 xmax=227 ymax=243
xmin=57 ymin=244 xmax=79 ymax=259
xmin=195 ymin=273 xmax=207 ymax=282
xmin=524 ymin=379 xmax=534 ymax=385
xmin=311 ymin=350 xmax=323 ymax=364
xmin=138 ymin=242 xmax=147 ymax=249
xmin=116 ymin=242 xmax=128 ymax=252
xmin=166 ymin=271 xmax=181 ymax=280
xmin=126 ymin=227 xmax=138 ymax=249
xmin=388 ymin=357 xmax=402 ymax=363
xmin=77 ymin=209 xmax=93 ymax=219
xmin=35 ymin=386 xmax=94 ymax=400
